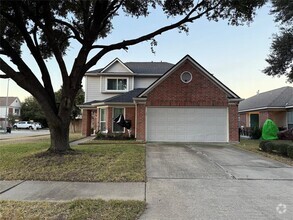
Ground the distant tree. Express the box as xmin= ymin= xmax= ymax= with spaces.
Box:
xmin=0 ymin=0 xmax=266 ymax=153
xmin=21 ymin=96 xmax=47 ymax=127
xmin=263 ymin=0 xmax=293 ymax=82
xmin=8 ymin=114 xmax=18 ymax=127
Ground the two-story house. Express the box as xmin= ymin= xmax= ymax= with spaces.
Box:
xmin=80 ymin=55 xmax=242 ymax=142
xmin=0 ymin=96 xmax=21 ymax=128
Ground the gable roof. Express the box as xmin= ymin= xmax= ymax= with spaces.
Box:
xmin=239 ymin=86 xmax=293 ymax=112
xmin=101 ymin=58 xmax=133 ymax=73
xmin=0 ymin=97 xmax=20 ymax=106
xmin=86 ymin=58 xmax=173 ymax=76
xmin=138 ymin=55 xmax=241 ymax=100
xmin=125 ymin=62 xmax=173 ymax=75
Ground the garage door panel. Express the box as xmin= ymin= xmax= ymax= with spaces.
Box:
xmin=147 ymin=107 xmax=228 ymax=142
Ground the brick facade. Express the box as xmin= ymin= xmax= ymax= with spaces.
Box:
xmin=136 ymin=59 xmax=239 ymax=142
xmin=82 ymin=56 xmax=240 ymax=142
xmin=81 ymin=109 xmax=92 ymax=136
xmin=146 ymin=60 xmax=228 ymax=107
xmin=229 ymin=103 xmax=239 ymax=142
xmin=136 ymin=103 xmax=146 ymax=141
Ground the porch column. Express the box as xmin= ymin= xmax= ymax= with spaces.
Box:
xmin=135 ymin=103 xmax=146 ymax=141
xmin=229 ymin=103 xmax=239 ymax=142
xmin=82 ymin=109 xmax=92 ymax=136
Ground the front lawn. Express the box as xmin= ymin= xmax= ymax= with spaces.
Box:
xmin=0 ymin=139 xmax=145 ymax=182
xmin=234 ymin=139 xmax=293 ymax=166
xmin=0 ymin=199 xmax=145 ymax=220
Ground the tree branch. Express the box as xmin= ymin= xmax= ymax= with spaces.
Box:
xmin=85 ymin=1 xmax=214 ymax=71
xmin=40 ymin=1 xmax=69 ymax=87
xmin=53 ymin=18 xmax=84 ymax=43
xmin=0 ymin=74 xmax=11 ymax=79
xmin=11 ymin=4 xmax=56 ymax=100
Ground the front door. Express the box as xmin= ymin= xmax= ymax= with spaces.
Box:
xmin=250 ymin=114 xmax=259 ymax=128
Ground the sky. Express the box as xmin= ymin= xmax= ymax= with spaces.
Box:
xmin=0 ymin=3 xmax=291 ymax=102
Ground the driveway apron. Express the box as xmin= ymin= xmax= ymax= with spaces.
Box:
xmin=140 ymin=143 xmax=293 ymax=220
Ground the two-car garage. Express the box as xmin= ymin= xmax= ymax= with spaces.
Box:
xmin=146 ymin=107 xmax=228 ymax=142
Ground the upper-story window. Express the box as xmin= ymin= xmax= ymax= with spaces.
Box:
xmin=106 ymin=78 xmax=128 ymax=91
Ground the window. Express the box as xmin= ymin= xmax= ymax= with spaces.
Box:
xmin=113 ymin=107 xmax=124 ymax=132
xmin=14 ymin=108 xmax=20 ymax=115
xmin=106 ymin=78 xmax=128 ymax=91
xmin=180 ymin=71 xmax=192 ymax=83
xmin=100 ymin=108 xmax=106 ymax=132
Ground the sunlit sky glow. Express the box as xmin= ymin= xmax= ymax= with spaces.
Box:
xmin=0 ymin=4 xmax=291 ymax=102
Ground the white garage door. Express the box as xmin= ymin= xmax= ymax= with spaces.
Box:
xmin=146 ymin=107 xmax=228 ymax=142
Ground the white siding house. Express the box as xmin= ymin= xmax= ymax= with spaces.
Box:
xmin=0 ymin=97 xmax=21 ymax=128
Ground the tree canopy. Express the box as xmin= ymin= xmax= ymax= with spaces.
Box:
xmin=0 ymin=0 xmax=266 ymax=153
xmin=263 ymin=0 xmax=293 ymax=82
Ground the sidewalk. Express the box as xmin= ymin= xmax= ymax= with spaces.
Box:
xmin=0 ymin=181 xmax=145 ymax=201
xmin=0 ymin=136 xmax=146 ymax=202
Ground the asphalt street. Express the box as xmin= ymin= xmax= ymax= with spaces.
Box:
xmin=140 ymin=143 xmax=293 ymax=220
xmin=0 ymin=129 xmax=50 ymax=140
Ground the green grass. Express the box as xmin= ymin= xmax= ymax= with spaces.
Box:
xmin=0 ymin=139 xmax=145 ymax=182
xmin=234 ymin=139 xmax=293 ymax=166
xmin=0 ymin=199 xmax=146 ymax=220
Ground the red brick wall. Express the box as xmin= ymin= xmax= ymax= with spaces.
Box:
xmin=229 ymin=103 xmax=239 ymax=142
xmin=259 ymin=111 xmax=270 ymax=127
xmin=125 ymin=107 xmax=135 ymax=136
xmin=146 ymin=60 xmax=228 ymax=107
xmin=81 ymin=109 xmax=92 ymax=136
xmin=136 ymin=103 xmax=146 ymax=141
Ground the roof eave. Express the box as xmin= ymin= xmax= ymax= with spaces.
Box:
xmin=238 ymin=106 xmax=287 ymax=113
xmin=228 ymin=98 xmax=244 ymax=102
xmin=92 ymin=102 xmax=135 ymax=106
xmin=78 ymin=105 xmax=97 ymax=109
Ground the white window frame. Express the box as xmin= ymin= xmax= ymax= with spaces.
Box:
xmin=100 ymin=108 xmax=107 ymax=133
xmin=105 ymin=77 xmax=128 ymax=92
xmin=112 ymin=107 xmax=125 ymax=133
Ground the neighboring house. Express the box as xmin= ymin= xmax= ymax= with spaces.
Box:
xmin=0 ymin=96 xmax=21 ymax=127
xmin=238 ymin=87 xmax=293 ymax=129
xmin=80 ymin=55 xmax=241 ymax=142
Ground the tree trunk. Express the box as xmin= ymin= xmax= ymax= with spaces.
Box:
xmin=48 ymin=120 xmax=72 ymax=153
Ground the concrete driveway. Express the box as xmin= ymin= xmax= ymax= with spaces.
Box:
xmin=140 ymin=143 xmax=293 ymax=220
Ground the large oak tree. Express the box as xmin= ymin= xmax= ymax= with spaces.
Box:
xmin=0 ymin=0 xmax=266 ymax=153
xmin=263 ymin=0 xmax=293 ymax=82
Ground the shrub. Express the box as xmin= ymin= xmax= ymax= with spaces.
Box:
xmin=250 ymin=126 xmax=262 ymax=139
xmin=259 ymin=140 xmax=271 ymax=151
xmin=275 ymin=144 xmax=289 ymax=156
xmin=95 ymin=132 xmax=135 ymax=140
xmin=260 ymin=141 xmax=293 ymax=158
xmin=265 ymin=142 xmax=275 ymax=153
xmin=287 ymin=146 xmax=293 ymax=159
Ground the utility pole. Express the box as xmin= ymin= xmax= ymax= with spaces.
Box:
xmin=5 ymin=79 xmax=10 ymax=129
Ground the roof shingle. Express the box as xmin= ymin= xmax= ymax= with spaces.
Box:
xmin=86 ymin=61 xmax=173 ymax=75
xmin=102 ymin=88 xmax=146 ymax=103
xmin=0 ymin=97 xmax=19 ymax=106
xmin=239 ymin=86 xmax=293 ymax=112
